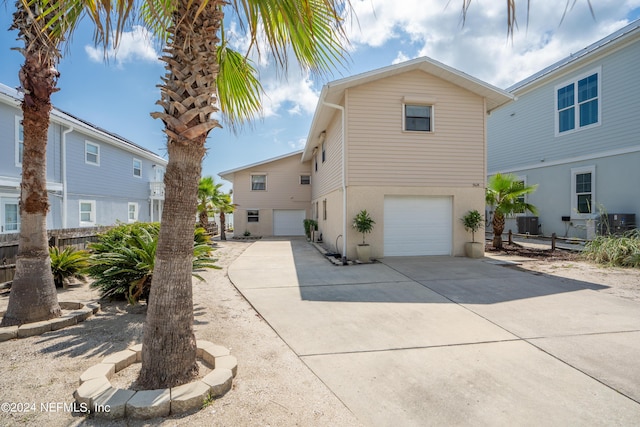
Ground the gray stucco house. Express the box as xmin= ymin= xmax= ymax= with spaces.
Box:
xmin=488 ymin=20 xmax=640 ymax=239
xmin=0 ymin=83 xmax=167 ymax=234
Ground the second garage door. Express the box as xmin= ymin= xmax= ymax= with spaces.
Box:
xmin=384 ymin=196 xmax=452 ymax=256
xmin=273 ymin=209 xmax=306 ymax=236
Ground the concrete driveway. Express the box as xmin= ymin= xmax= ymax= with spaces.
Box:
xmin=228 ymin=238 xmax=640 ymax=426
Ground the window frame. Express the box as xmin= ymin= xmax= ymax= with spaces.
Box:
xmin=79 ymin=200 xmax=96 ymax=226
xmin=15 ymin=116 xmax=23 ymax=167
xmin=322 ymin=199 xmax=327 ymax=220
xmin=403 ymin=103 xmax=434 ymax=133
xmin=85 ymin=141 xmax=100 ymax=165
xmin=555 ymin=67 xmax=601 ymax=136
xmin=571 ymin=165 xmax=595 ymax=220
xmin=247 ymin=209 xmax=259 ymax=223
xmin=250 ymin=174 xmax=267 ymax=191
xmin=321 ymin=141 xmax=326 ymax=163
xmin=128 ymin=202 xmax=139 ymax=222
xmin=2 ymin=198 xmax=20 ymax=233
xmin=300 ymin=175 xmax=311 ymax=185
xmin=133 ymin=158 xmax=142 ymax=178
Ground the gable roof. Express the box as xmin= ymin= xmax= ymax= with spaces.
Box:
xmin=507 ymin=19 xmax=640 ymax=93
xmin=302 ymin=56 xmax=514 ymax=161
xmin=218 ymin=150 xmax=304 ymax=183
xmin=0 ymin=82 xmax=167 ymax=164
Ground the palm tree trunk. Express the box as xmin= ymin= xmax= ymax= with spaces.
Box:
xmin=198 ymin=209 xmax=209 ymax=231
xmin=492 ymin=212 xmax=505 ymax=249
xmin=220 ymin=211 xmax=226 ymax=240
xmin=137 ymin=0 xmax=223 ymax=389
xmin=1 ymin=12 xmax=60 ymax=327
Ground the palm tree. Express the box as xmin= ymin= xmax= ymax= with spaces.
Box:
xmin=214 ymin=191 xmax=234 ymax=241
xmin=486 ymin=173 xmax=538 ymax=249
xmin=197 ymin=176 xmax=223 ymax=233
xmin=136 ymin=0 xmax=350 ymax=389
xmin=1 ymin=0 xmax=131 ymax=326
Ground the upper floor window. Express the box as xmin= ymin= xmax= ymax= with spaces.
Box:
xmin=300 ymin=175 xmax=311 ymax=185
xmin=15 ymin=118 xmax=23 ymax=166
xmin=571 ymin=166 xmax=595 ymax=218
xmin=85 ymin=141 xmax=100 ymax=165
xmin=322 ymin=142 xmax=326 ymax=163
xmin=133 ymin=158 xmax=142 ymax=177
xmin=556 ymin=69 xmax=600 ymax=135
xmin=404 ymin=104 xmax=432 ymax=132
xmin=251 ymin=174 xmax=266 ymax=191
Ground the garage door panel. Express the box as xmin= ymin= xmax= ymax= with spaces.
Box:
xmin=273 ymin=210 xmax=306 ymax=236
xmin=384 ymin=196 xmax=452 ymax=256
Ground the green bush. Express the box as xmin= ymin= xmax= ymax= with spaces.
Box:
xmin=582 ymin=229 xmax=640 ymax=268
xmin=49 ymin=246 xmax=90 ymax=288
xmin=303 ymin=219 xmax=318 ymax=239
xmin=87 ymin=223 xmax=219 ymax=304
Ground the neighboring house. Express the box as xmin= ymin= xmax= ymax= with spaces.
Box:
xmin=488 ymin=20 xmax=640 ymax=239
xmin=219 ymin=151 xmax=312 ymax=237
xmin=0 ymin=83 xmax=167 ymax=234
xmin=221 ymin=57 xmax=513 ymax=259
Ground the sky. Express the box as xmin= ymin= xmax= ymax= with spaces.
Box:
xmin=1 ymin=1 xmax=640 ymax=192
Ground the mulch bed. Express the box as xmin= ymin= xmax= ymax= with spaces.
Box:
xmin=485 ymin=242 xmax=580 ymax=261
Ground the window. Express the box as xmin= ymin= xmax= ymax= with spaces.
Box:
xmin=571 ymin=166 xmax=595 ymax=218
xmin=404 ymin=104 xmax=432 ymax=132
xmin=128 ymin=203 xmax=139 ymax=222
xmin=2 ymin=199 xmax=20 ymax=233
xmin=247 ymin=209 xmax=259 ymax=222
xmin=15 ymin=117 xmax=23 ymax=166
xmin=85 ymin=141 xmax=100 ymax=165
xmin=514 ymin=177 xmax=527 ymax=214
xmin=556 ymin=69 xmax=600 ymax=135
xmin=314 ymin=156 xmax=318 ymax=172
xmin=300 ymin=175 xmax=310 ymax=185
xmin=322 ymin=142 xmax=326 ymax=163
xmin=315 ymin=201 xmax=319 ymax=220
xmin=322 ymin=199 xmax=327 ymax=220
xmin=79 ymin=200 xmax=96 ymax=226
xmin=251 ymin=174 xmax=266 ymax=191
xmin=133 ymin=159 xmax=142 ymax=177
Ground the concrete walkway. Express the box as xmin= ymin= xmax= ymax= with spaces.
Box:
xmin=228 ymin=238 xmax=640 ymax=426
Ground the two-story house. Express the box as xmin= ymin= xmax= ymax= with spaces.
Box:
xmin=219 ymin=151 xmax=312 ymax=237
xmin=488 ymin=20 xmax=640 ymax=239
xmin=221 ymin=57 xmax=513 ymax=259
xmin=0 ymin=83 xmax=167 ymax=233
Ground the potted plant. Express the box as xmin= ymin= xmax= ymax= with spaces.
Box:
xmin=353 ymin=209 xmax=375 ymax=263
xmin=461 ymin=209 xmax=484 ymax=258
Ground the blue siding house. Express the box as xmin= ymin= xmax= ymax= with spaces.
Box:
xmin=0 ymin=83 xmax=167 ymax=234
xmin=487 ymin=20 xmax=640 ymax=239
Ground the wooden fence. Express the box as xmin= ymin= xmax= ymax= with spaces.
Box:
xmin=0 ymin=226 xmax=113 ymax=285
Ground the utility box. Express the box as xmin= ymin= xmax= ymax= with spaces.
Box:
xmin=517 ymin=216 xmax=540 ymax=235
xmin=598 ymin=214 xmax=636 ymax=235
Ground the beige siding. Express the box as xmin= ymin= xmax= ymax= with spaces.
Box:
xmin=346 ymin=69 xmax=486 ymax=187
xmin=312 ymin=112 xmax=343 ymax=200
xmin=231 ymin=154 xmax=311 ymax=236
xmin=312 ymin=189 xmax=344 ymax=252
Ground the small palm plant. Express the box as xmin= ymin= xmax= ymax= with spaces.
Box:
xmin=49 ymin=246 xmax=90 ymax=288
xmin=353 ymin=209 xmax=375 ymax=245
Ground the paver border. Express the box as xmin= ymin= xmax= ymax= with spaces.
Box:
xmin=0 ymin=301 xmax=100 ymax=341
xmin=73 ymin=340 xmax=236 ymax=419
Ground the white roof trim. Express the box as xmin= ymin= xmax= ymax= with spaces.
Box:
xmin=218 ymin=150 xmax=304 ymax=182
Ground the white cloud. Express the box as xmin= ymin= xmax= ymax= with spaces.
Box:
xmin=85 ymin=26 xmax=159 ymax=67
xmin=260 ymin=73 xmax=320 ymax=118
xmin=288 ymin=137 xmax=307 ymax=150
xmin=343 ymin=0 xmax=640 ymax=88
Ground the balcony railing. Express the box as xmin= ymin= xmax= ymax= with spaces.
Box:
xmin=150 ymin=181 xmax=165 ymax=199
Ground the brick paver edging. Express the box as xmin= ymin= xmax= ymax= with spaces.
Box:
xmin=73 ymin=340 xmax=237 ymax=419
xmin=0 ymin=301 xmax=100 ymax=341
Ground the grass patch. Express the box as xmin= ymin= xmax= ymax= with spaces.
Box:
xmin=582 ymin=229 xmax=640 ymax=268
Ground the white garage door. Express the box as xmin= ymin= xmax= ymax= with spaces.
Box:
xmin=273 ymin=210 xmax=306 ymax=236
xmin=384 ymin=196 xmax=452 ymax=256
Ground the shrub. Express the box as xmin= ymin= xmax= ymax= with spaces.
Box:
xmin=461 ymin=210 xmax=484 ymax=243
xmin=582 ymin=229 xmax=640 ymax=268
xmin=352 ymin=209 xmax=375 ymax=245
xmin=87 ymin=223 xmax=219 ymax=304
xmin=303 ymin=219 xmax=318 ymax=239
xmin=49 ymin=246 xmax=90 ymax=288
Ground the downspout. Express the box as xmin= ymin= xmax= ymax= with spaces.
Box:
xmin=62 ymin=126 xmax=74 ymax=228
xmin=322 ymin=101 xmax=347 ymax=264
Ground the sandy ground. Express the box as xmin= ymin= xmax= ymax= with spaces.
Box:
xmin=0 ymin=240 xmax=361 ymax=427
xmin=0 ymin=239 xmax=638 ymax=426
